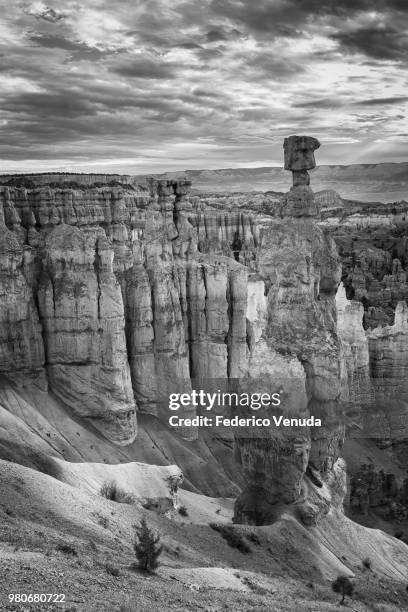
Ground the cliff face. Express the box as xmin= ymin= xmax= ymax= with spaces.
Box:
xmin=323 ymin=208 xmax=408 ymax=467
xmin=2 ymin=143 xmax=406 ymax=528
xmin=0 ymin=223 xmax=44 ymax=384
xmin=0 ymin=179 xmax=251 ymax=446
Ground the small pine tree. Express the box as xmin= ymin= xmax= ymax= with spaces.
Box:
xmin=134 ymin=517 xmax=162 ymax=571
xmin=332 ymin=575 xmax=354 ymax=605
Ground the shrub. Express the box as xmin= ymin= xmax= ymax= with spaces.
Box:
xmin=209 ymin=523 xmax=251 ymax=554
xmin=134 ymin=517 xmax=162 ymax=571
xmin=241 ymin=575 xmax=268 ymax=595
xmin=105 ymin=563 xmax=120 ymax=577
xmin=56 ymin=543 xmax=77 ymax=556
xmin=362 ymin=557 xmax=372 ymax=570
xmin=178 ymin=505 xmax=188 ymax=517
xmin=100 ymin=481 xmax=135 ymax=504
xmin=332 ymin=575 xmax=354 ymax=605
xmin=246 ymin=532 xmax=261 ymax=545
xmin=98 ymin=515 xmax=109 ymax=529
xmin=165 ymin=475 xmax=180 ymax=496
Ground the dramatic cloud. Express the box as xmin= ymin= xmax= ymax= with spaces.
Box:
xmin=23 ymin=3 xmax=66 ymax=23
xmin=332 ymin=25 xmax=408 ymax=61
xmin=0 ymin=0 xmax=406 ymax=173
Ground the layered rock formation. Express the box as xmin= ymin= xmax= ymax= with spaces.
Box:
xmin=0 ymin=216 xmax=44 ymax=386
xmin=0 ymin=178 xmax=250 ymax=445
xmin=350 ymin=463 xmax=408 ymax=523
xmin=233 ymin=136 xmax=346 ymax=526
xmin=323 ymin=203 xmax=408 ymax=468
xmin=1 ymin=138 xmax=406 ymax=533
xmin=335 ymin=283 xmax=373 ymax=418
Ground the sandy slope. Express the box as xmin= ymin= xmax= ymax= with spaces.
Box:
xmin=0 ymin=459 xmax=407 ymax=611
xmin=0 ymin=378 xmax=242 ymax=497
xmin=1 ymin=375 xmax=408 ymax=610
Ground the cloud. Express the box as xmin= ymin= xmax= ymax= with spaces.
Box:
xmin=192 ymin=88 xmax=222 ymax=99
xmin=113 ymin=56 xmax=178 ymax=79
xmin=293 ymin=98 xmax=345 ymax=109
xmin=28 ymin=34 xmax=112 ymax=60
xmin=0 ymin=0 xmax=406 ymax=171
xmin=332 ymin=25 xmax=408 ymax=61
xmin=209 ymin=0 xmax=302 ymax=36
xmin=23 ymin=3 xmax=66 ymax=23
xmin=352 ymin=96 xmax=408 ymax=105
xmin=205 ymin=25 xmax=243 ymax=42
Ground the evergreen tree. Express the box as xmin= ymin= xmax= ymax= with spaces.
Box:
xmin=134 ymin=517 xmax=162 ymax=571
xmin=332 ymin=575 xmax=354 ymax=605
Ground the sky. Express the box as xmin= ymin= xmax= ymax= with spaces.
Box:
xmin=0 ymin=0 xmax=407 ymax=173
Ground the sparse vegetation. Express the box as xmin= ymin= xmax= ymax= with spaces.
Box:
xmin=165 ymin=475 xmax=180 ymax=496
xmin=332 ymin=575 xmax=354 ymax=605
xmin=97 ymin=515 xmax=109 ymax=529
xmin=362 ymin=557 xmax=372 ymax=570
xmin=246 ymin=532 xmax=261 ymax=545
xmin=241 ymin=575 xmax=268 ymax=595
xmin=209 ymin=523 xmax=251 ymax=554
xmin=56 ymin=542 xmax=78 ymax=556
xmin=134 ymin=517 xmax=163 ymax=571
xmin=178 ymin=505 xmax=188 ymax=517
xmin=99 ymin=481 xmax=135 ymax=504
xmin=105 ymin=563 xmax=120 ymax=577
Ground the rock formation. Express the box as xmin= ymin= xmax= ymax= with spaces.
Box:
xmin=323 ymin=203 xmax=408 ymax=467
xmin=233 ymin=136 xmax=345 ymax=526
xmin=0 ymin=179 xmax=249 ymax=445
xmin=1 ymin=138 xmax=406 ymax=532
xmin=282 ymin=135 xmax=321 ymax=217
xmin=0 ymin=216 xmax=44 ymax=387
xmin=350 ymin=463 xmax=408 ymax=525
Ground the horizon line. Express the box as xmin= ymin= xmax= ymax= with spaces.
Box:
xmin=0 ymin=159 xmax=407 ymax=177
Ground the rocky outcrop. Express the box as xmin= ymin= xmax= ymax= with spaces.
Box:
xmin=38 ymin=225 xmax=136 ymax=445
xmin=335 ymin=283 xmax=374 ymax=418
xmin=0 ymin=179 xmax=248 ymax=445
xmin=0 ymin=217 xmax=45 ymax=387
xmin=335 ymin=279 xmax=408 ymax=466
xmin=324 ymin=207 xmax=408 ymax=466
xmin=350 ymin=463 xmax=408 ymax=524
xmin=2 ymin=139 xmax=406 ymax=530
xmin=233 ymin=136 xmax=346 ymax=526
xmin=366 ymin=302 xmax=408 ymax=463
xmin=0 ymin=173 xmax=140 ymax=188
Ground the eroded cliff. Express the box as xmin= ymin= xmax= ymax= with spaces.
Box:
xmin=0 ymin=177 xmax=253 ymax=447
xmin=233 ymin=136 xmax=346 ymax=525
xmin=1 ymin=138 xmax=406 ymax=530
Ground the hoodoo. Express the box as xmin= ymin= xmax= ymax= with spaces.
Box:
xmin=234 ymin=136 xmax=345 ymax=526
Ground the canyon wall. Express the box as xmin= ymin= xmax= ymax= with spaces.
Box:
xmin=1 ymin=139 xmax=407 ymax=527
xmin=0 ymin=142 xmax=349 ymax=527
xmin=0 ymin=179 xmax=254 ymax=445
xmin=324 ymin=208 xmax=408 ymax=467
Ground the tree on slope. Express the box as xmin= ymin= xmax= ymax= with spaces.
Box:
xmin=332 ymin=575 xmax=354 ymax=605
xmin=134 ymin=517 xmax=162 ymax=571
